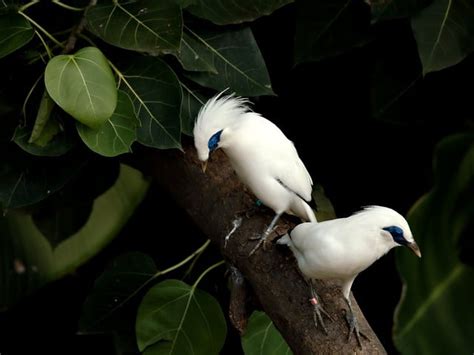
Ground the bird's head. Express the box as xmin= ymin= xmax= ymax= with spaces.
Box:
xmin=356 ymin=206 xmax=421 ymax=258
xmin=193 ymin=90 xmax=251 ymax=172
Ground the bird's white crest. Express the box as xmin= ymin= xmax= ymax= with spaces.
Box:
xmin=193 ymin=90 xmax=252 ymax=161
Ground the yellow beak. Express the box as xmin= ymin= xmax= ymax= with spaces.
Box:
xmin=407 ymin=242 xmax=422 ymax=258
xmin=201 ymin=161 xmax=208 ymax=173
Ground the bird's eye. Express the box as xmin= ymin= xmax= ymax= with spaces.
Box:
xmin=383 ymin=225 xmax=407 ymax=245
xmin=208 ymin=130 xmax=223 ymax=151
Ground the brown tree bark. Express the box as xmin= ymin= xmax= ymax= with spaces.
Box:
xmin=148 ymin=142 xmax=387 ymax=355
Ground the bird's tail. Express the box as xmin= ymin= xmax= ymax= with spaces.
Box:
xmin=276 ymin=233 xmax=291 ymax=246
xmin=302 ymin=200 xmax=317 ymax=223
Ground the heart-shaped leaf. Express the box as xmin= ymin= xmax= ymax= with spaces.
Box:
xmin=369 ymin=0 xmax=431 ymax=22
xmin=180 ymin=83 xmax=205 ymax=136
xmin=14 ymin=90 xmax=76 ymax=157
xmin=184 ymin=26 xmax=274 ymax=96
xmin=186 ymin=0 xmax=292 ymax=25
xmin=136 ymin=279 xmax=227 ymax=354
xmin=0 ymin=14 xmax=34 ymax=59
xmin=0 ymin=164 xmax=150 ymax=310
xmin=77 ymin=90 xmax=138 ymax=157
xmin=85 ymin=0 xmax=182 ymax=55
xmin=412 ymin=0 xmax=474 ymax=75
xmin=178 ymin=33 xmax=217 ymax=73
xmin=294 ymin=0 xmax=372 ymax=65
xmin=241 ymin=311 xmax=292 ymax=355
xmin=79 ymin=252 xmax=157 ymax=352
xmin=394 ymin=133 xmax=474 ymax=354
xmin=45 ymin=47 xmax=117 ymax=128
xmin=119 ymin=56 xmax=181 ymax=149
xmin=0 ymin=148 xmax=86 ymax=209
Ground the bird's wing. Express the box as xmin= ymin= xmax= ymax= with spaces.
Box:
xmin=273 ymin=140 xmax=313 ymax=202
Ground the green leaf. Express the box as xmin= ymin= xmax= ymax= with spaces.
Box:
xmin=77 ymin=90 xmax=138 ymax=157
xmin=186 ymin=0 xmax=293 ymax=25
xmin=369 ymin=0 xmax=432 ymax=22
xmin=184 ymin=26 xmax=274 ymax=96
xmin=120 ymin=56 xmax=182 ymax=149
xmin=0 ymin=149 xmax=86 ymax=209
xmin=241 ymin=311 xmax=292 ymax=355
xmin=13 ymin=118 xmax=75 ymax=157
xmin=178 ymin=33 xmax=217 ymax=73
xmin=393 ymin=133 xmax=474 ymax=354
xmin=45 ymin=47 xmax=117 ymax=128
xmin=180 ymin=83 xmax=205 ymax=136
xmin=312 ymin=183 xmax=336 ymax=222
xmin=294 ymin=0 xmax=372 ymax=65
xmin=412 ymin=0 xmax=474 ymax=75
xmin=29 ymin=158 xmax=120 ymax=248
xmin=28 ymin=90 xmax=56 ymax=144
xmin=85 ymin=0 xmax=182 ymax=55
xmin=0 ymin=14 xmax=34 ymax=59
xmin=79 ymin=252 xmax=157 ymax=352
xmin=0 ymin=164 xmax=150 ymax=310
xmin=136 ymin=279 xmax=227 ymax=354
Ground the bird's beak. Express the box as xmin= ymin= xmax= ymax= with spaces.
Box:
xmin=201 ymin=161 xmax=208 ymax=173
xmin=407 ymin=242 xmax=422 ymax=258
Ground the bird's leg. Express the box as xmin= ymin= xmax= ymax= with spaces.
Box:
xmin=248 ymin=212 xmax=283 ymax=256
xmin=343 ymin=296 xmax=370 ymax=348
xmin=308 ymin=279 xmax=333 ymax=334
xmin=236 ymin=199 xmax=265 ymax=219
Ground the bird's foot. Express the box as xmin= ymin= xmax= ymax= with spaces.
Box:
xmin=344 ymin=309 xmax=370 ymax=348
xmin=310 ymin=297 xmax=333 ymax=335
xmin=248 ymin=224 xmax=280 ymax=256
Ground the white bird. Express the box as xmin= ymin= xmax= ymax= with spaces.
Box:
xmin=193 ymin=91 xmax=317 ymax=255
xmin=277 ymin=206 xmax=421 ymax=346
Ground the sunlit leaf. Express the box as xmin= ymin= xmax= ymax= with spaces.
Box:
xmin=241 ymin=311 xmax=292 ymax=355
xmin=180 ymin=83 xmax=205 ymax=136
xmin=0 ymin=164 xmax=150 ymax=310
xmin=136 ymin=279 xmax=227 ymax=354
xmin=177 ymin=33 xmax=217 ymax=73
xmin=294 ymin=0 xmax=371 ymax=64
xmin=394 ymin=133 xmax=474 ymax=354
xmin=186 ymin=0 xmax=292 ymax=25
xmin=184 ymin=26 xmax=274 ymax=96
xmin=86 ymin=0 xmax=182 ymax=55
xmin=45 ymin=47 xmax=117 ymax=128
xmin=77 ymin=90 xmax=138 ymax=157
xmin=412 ymin=0 xmax=474 ymax=74
xmin=0 ymin=14 xmax=34 ymax=59
xmin=120 ymin=56 xmax=181 ymax=149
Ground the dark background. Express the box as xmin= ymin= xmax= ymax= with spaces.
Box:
xmin=0 ymin=4 xmax=472 ymax=355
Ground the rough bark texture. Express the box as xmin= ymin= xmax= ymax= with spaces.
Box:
xmin=148 ymin=142 xmax=387 ymax=355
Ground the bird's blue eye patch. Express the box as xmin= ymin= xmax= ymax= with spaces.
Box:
xmin=208 ymin=130 xmax=223 ymax=152
xmin=383 ymin=226 xmax=408 ymax=245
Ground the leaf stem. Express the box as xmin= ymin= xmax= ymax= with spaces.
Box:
xmin=18 ymin=11 xmax=64 ymax=48
xmin=86 ymin=239 xmax=211 ymax=329
xmin=192 ymin=260 xmax=225 ymax=289
xmin=18 ymin=0 xmax=39 ymax=12
xmin=33 ymin=30 xmax=52 ymax=58
xmin=52 ymin=0 xmax=86 ymax=11
xmin=156 ymin=239 xmax=211 ymax=277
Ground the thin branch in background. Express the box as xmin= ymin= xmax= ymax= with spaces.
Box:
xmin=63 ymin=0 xmax=97 ymax=54
xmin=52 ymin=0 xmax=86 ymax=12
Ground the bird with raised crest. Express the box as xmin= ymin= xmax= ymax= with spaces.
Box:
xmin=193 ymin=91 xmax=317 ymax=255
xmin=277 ymin=206 xmax=421 ymax=347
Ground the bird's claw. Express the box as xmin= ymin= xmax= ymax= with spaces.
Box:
xmin=311 ymin=301 xmax=333 ymax=335
xmin=344 ymin=309 xmax=370 ymax=348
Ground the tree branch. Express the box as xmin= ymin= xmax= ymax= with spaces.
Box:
xmin=147 ymin=141 xmax=387 ymax=354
